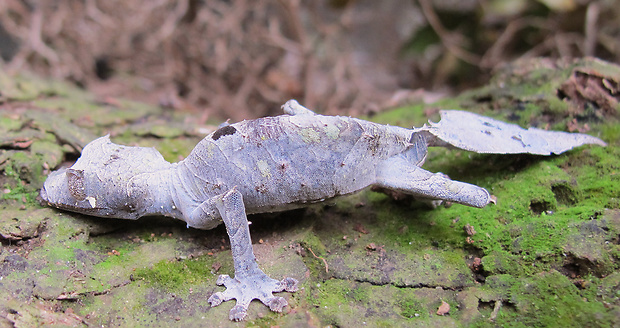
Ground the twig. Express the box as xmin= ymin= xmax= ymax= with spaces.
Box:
xmin=308 ymin=247 xmax=328 ymax=273
xmin=489 ymin=300 xmax=502 ymax=321
xmin=480 ymin=18 xmax=528 ymax=68
xmin=29 ymin=9 xmax=59 ymax=65
xmin=520 ymin=36 xmax=556 ymax=59
xmin=584 ymin=2 xmax=600 ymax=57
xmin=416 ymin=0 xmax=480 ymax=66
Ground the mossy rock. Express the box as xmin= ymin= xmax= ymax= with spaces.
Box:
xmin=1 ymin=58 xmax=619 ymax=327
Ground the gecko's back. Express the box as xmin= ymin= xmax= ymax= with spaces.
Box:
xmin=175 ymin=113 xmax=413 ymax=214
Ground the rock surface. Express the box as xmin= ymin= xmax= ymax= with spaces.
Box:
xmin=1 ymin=57 xmax=619 ymax=327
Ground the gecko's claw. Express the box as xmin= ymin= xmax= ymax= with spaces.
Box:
xmin=208 ymin=272 xmax=299 ymax=321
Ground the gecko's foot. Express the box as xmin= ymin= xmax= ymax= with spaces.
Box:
xmin=208 ymin=272 xmax=298 ymax=321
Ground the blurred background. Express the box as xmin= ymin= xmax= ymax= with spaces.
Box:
xmin=0 ymin=0 xmax=618 ymax=121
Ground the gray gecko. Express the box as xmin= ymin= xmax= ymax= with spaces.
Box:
xmin=40 ymin=100 xmax=606 ymax=321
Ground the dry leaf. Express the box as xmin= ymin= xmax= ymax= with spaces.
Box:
xmin=437 ymin=300 xmax=450 ymax=316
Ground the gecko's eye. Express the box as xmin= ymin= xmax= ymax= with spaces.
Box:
xmin=67 ymin=169 xmax=87 ymax=201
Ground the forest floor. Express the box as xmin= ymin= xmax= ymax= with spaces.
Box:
xmin=1 ymin=57 xmax=619 ymax=327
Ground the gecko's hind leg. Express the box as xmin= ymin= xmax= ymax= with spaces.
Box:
xmin=375 ymin=156 xmax=491 ymax=208
xmin=206 ymin=188 xmax=298 ymax=321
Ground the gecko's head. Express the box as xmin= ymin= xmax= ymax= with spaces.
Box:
xmin=40 ymin=135 xmax=171 ymax=219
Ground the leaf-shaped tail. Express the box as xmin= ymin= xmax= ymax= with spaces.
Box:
xmin=417 ymin=110 xmax=606 ymax=155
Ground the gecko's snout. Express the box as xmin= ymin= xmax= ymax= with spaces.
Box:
xmin=40 ymin=167 xmax=68 ymax=206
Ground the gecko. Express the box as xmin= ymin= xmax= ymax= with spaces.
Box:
xmin=40 ymin=100 xmax=606 ymax=321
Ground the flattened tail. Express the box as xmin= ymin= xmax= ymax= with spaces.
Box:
xmin=419 ymin=110 xmax=606 ymax=155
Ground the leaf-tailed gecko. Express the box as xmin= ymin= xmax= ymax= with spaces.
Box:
xmin=40 ymin=100 xmax=606 ymax=321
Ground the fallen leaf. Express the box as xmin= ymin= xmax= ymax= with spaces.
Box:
xmin=437 ymin=300 xmax=450 ymax=316
xmin=354 ymin=223 xmax=368 ymax=234
xmin=14 ymin=139 xmax=34 ymax=148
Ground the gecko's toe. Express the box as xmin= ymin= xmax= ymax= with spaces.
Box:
xmin=209 ymin=271 xmax=297 ymax=320
xmin=278 ymin=277 xmax=299 ymax=292
xmin=208 ymin=292 xmax=225 ymax=307
xmin=267 ymin=296 xmax=288 ymax=312
xmin=229 ymin=305 xmax=248 ymax=321
xmin=215 ymin=274 xmax=231 ymax=286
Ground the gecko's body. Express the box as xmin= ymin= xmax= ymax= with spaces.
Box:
xmin=40 ymin=100 xmax=605 ymax=321
xmin=175 ymin=110 xmax=421 ymax=220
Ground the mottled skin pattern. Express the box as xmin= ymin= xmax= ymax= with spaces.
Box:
xmin=40 ymin=100 xmax=605 ymax=321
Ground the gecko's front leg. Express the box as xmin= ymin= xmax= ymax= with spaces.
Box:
xmin=203 ymin=188 xmax=298 ymax=321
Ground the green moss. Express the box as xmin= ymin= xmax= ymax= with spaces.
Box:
xmin=398 ymin=295 xmax=429 ymax=319
xmin=0 ymin=132 xmax=64 ymax=199
xmin=0 ymin=70 xmax=70 ymax=101
xmin=366 ymin=103 xmax=429 ymax=127
xmin=564 ymin=147 xmax=620 ymax=208
xmin=600 ymin=122 xmax=620 ymax=146
xmin=485 ymin=274 xmax=517 ymax=296
xmin=481 ymin=252 xmax=528 ymax=276
xmin=297 ymin=230 xmax=333 ymax=280
xmin=499 ymin=271 xmax=616 ymax=327
xmin=306 ymin=279 xmax=415 ymax=326
xmin=471 ymin=272 xmax=617 ymax=327
xmin=348 ymin=283 xmax=370 ymax=303
xmin=91 ymin=243 xmax=140 ymax=271
xmin=595 ymin=272 xmax=620 ymax=302
xmin=133 ymin=255 xmax=216 ymax=292
xmin=30 ymin=139 xmax=64 ymax=169
xmin=0 ymin=115 xmax=22 ymax=130
xmin=1 ymin=165 xmax=40 ymax=203
xmin=43 ymin=241 xmax=84 ymax=270
xmin=299 ymin=230 xmax=328 ymax=257
xmin=7 ymin=151 xmax=43 ymax=184
xmin=76 ymin=283 xmax=159 ymax=326
xmin=245 ymin=317 xmax=279 ymax=328
xmin=33 ymin=98 xmax=98 ymax=115
xmin=139 ymin=137 xmax=198 ymax=163
xmin=414 ymin=144 xmax=618 ymax=270
xmin=308 ymin=279 xmax=354 ymax=320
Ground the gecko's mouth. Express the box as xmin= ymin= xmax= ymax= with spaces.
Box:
xmin=39 ymin=168 xmax=67 ymax=206
xmin=40 ymin=188 xmax=123 ymax=218
xmin=39 ymin=169 xmax=97 ymax=213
